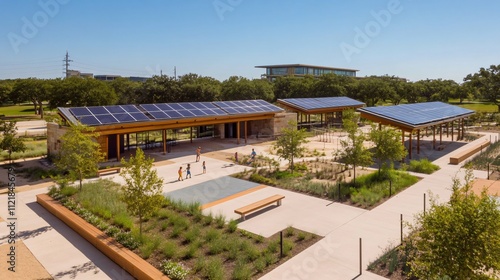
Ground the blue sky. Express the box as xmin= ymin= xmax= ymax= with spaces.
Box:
xmin=1 ymin=0 xmax=499 ymax=82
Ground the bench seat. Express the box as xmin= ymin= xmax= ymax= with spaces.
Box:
xmin=449 ymin=140 xmax=490 ymax=165
xmin=97 ymin=167 xmax=121 ymax=177
xmin=234 ymin=194 xmax=285 ymax=220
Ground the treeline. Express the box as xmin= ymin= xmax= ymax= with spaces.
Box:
xmin=1 ymin=64 xmax=498 ymax=118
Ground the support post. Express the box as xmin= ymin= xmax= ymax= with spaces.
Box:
xmin=417 ymin=129 xmax=420 ymax=154
xmin=359 ymin=238 xmax=362 ymax=275
xmin=423 ymin=193 xmax=426 ymax=216
xmin=280 ymin=231 xmax=283 ymax=259
xmin=190 ymin=127 xmax=193 ymax=143
xmin=162 ymin=129 xmax=166 ymax=155
xmin=244 ymin=121 xmax=247 ymax=144
xmin=237 ymin=121 xmax=240 ymax=144
xmin=400 ymin=214 xmax=403 ymax=245
xmin=433 ymin=125 xmax=436 ymax=149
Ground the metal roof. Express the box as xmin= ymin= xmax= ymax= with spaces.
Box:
xmin=278 ymin=97 xmax=365 ymax=112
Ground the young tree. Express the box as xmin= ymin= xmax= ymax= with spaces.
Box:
xmin=120 ymin=147 xmax=164 ymax=235
xmin=274 ymin=121 xmax=309 ymax=172
xmin=369 ymin=123 xmax=407 ymax=174
xmin=339 ymin=109 xmax=373 ymax=184
xmin=55 ymin=124 xmax=104 ymax=190
xmin=408 ymin=169 xmax=500 ymax=279
xmin=0 ymin=120 xmax=26 ymax=163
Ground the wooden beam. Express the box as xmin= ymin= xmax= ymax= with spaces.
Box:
xmin=417 ymin=130 xmax=420 ymax=154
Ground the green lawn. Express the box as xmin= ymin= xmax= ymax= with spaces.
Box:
xmin=0 ymin=104 xmax=38 ymax=116
xmin=448 ymin=100 xmax=498 ymax=113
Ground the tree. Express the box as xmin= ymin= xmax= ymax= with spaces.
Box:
xmin=338 ymin=109 xmax=373 ymax=184
xmin=49 ymin=77 xmax=118 ymax=109
xmin=408 ymin=169 xmax=500 ymax=279
xmin=55 ymin=124 xmax=105 ymax=190
xmin=120 ymin=147 xmax=164 ymax=236
xmin=274 ymin=121 xmax=309 ymax=172
xmin=178 ymin=73 xmax=221 ymax=102
xmin=0 ymin=120 xmax=26 ymax=163
xmin=369 ymin=123 xmax=407 ymax=174
xmin=10 ymin=78 xmax=50 ymax=118
xmin=0 ymin=79 xmax=14 ymax=105
xmin=464 ymin=64 xmax=500 ymax=112
xmin=351 ymin=76 xmax=394 ymax=107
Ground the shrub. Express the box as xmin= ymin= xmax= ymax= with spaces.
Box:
xmin=182 ymin=242 xmax=199 ymax=260
xmin=204 ymin=228 xmax=220 ymax=242
xmin=183 ymin=226 xmax=200 ymax=244
xmin=161 ymin=260 xmax=190 ymax=280
xmin=60 ymin=186 xmax=78 ymax=197
xmin=232 ymin=261 xmax=252 ymax=280
xmin=208 ymin=238 xmax=225 ymax=255
xmin=113 ymin=212 xmax=134 ymax=230
xmin=105 ymin=226 xmax=120 ymax=237
xmin=115 ymin=231 xmax=140 ymax=250
xmin=350 ymin=187 xmax=383 ymax=207
xmin=285 ymin=226 xmax=295 ymax=237
xmin=254 ymin=257 xmax=266 ymax=273
xmin=227 ymin=219 xmax=238 ymax=233
xmin=214 ymin=213 xmax=225 ymax=228
xmin=249 ymin=173 xmax=275 ymax=185
xmin=162 ymin=241 xmax=178 ymax=259
xmin=203 ymin=258 xmax=224 ymax=280
xmin=407 ymin=158 xmax=440 ymax=174
xmin=282 ymin=239 xmax=294 ymax=256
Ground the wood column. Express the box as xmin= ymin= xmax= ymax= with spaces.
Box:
xmin=451 ymin=121 xmax=454 ymax=141
xmin=237 ymin=122 xmax=240 ymax=144
xmin=433 ymin=126 xmax=436 ymax=149
xmin=417 ymin=130 xmax=420 ymax=154
xmin=439 ymin=125 xmax=442 ymax=145
xmin=162 ymin=129 xmax=167 ymax=155
xmin=409 ymin=131 xmax=412 ymax=159
xmin=402 ymin=130 xmax=405 ymax=161
xmin=244 ymin=121 xmax=247 ymax=144
xmin=116 ymin=134 xmax=121 ymax=161
xmin=190 ymin=127 xmax=193 ymax=143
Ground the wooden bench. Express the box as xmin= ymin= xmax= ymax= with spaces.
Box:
xmin=234 ymin=194 xmax=285 ymax=220
xmin=449 ymin=140 xmax=490 ymax=165
xmin=97 ymin=167 xmax=121 ymax=177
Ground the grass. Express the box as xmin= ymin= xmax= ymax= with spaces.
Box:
xmin=406 ymin=158 xmax=440 ymax=174
xmin=50 ymin=180 xmax=321 ymax=279
xmin=450 ymin=100 xmax=498 ymax=113
xmin=0 ymin=139 xmax=47 ymax=162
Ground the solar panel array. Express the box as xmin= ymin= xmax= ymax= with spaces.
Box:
xmin=278 ymin=97 xmax=365 ymax=111
xmin=213 ymin=100 xmax=283 ymax=114
xmin=358 ymin=102 xmax=474 ymax=126
xmin=66 ymin=100 xmax=283 ymax=126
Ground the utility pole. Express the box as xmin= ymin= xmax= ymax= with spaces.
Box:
xmin=174 ymin=66 xmax=177 ymax=80
xmin=63 ymin=51 xmax=73 ymax=78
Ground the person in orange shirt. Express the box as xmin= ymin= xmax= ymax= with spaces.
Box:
xmin=178 ymin=166 xmax=183 ymax=181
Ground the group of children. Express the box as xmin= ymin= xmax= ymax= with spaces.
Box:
xmin=177 ymin=146 xmax=206 ymax=181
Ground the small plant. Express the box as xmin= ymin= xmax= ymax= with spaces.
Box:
xmin=203 ymin=258 xmax=224 ymax=280
xmin=282 ymin=239 xmax=294 ymax=256
xmin=232 ymin=260 xmax=252 ymax=280
xmin=105 ymin=226 xmax=120 ymax=237
xmin=161 ymin=260 xmax=190 ymax=280
xmin=285 ymin=226 xmax=295 ymax=237
xmin=183 ymin=226 xmax=200 ymax=244
xmin=204 ymin=228 xmax=220 ymax=242
xmin=162 ymin=241 xmax=178 ymax=259
xmin=227 ymin=219 xmax=238 ymax=233
xmin=115 ymin=231 xmax=140 ymax=250
xmin=214 ymin=213 xmax=225 ymax=228
xmin=297 ymin=231 xmax=307 ymax=241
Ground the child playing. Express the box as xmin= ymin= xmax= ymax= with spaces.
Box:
xmin=178 ymin=166 xmax=183 ymax=181
xmin=202 ymin=161 xmax=206 ymax=174
xmin=186 ymin=163 xmax=192 ymax=179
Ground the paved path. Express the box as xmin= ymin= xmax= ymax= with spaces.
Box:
xmin=0 ymin=132 xmax=495 ymax=279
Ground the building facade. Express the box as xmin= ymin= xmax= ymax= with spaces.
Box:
xmin=255 ymin=64 xmax=358 ymax=81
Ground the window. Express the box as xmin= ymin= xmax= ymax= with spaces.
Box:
xmin=270 ymin=67 xmax=288 ymax=75
xmin=294 ymin=67 xmax=305 ymax=75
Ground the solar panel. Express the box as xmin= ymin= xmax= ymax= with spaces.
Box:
xmin=149 ymin=111 xmax=170 ymax=119
xmin=278 ymin=97 xmax=365 ymax=111
xmin=130 ymin=112 xmax=150 ymax=121
xmin=113 ymin=113 xmax=135 ymax=122
xmin=358 ymin=102 xmax=474 ymax=126
xmin=78 ymin=115 xmax=100 ymax=125
xmin=70 ymin=107 xmax=91 ymax=116
xmin=88 ymin=106 xmax=109 ymax=115
xmin=95 ymin=114 xmax=119 ymax=124
xmin=106 ymin=106 xmax=126 ymax=114
xmin=121 ymin=105 xmax=142 ymax=113
xmin=213 ymin=100 xmax=282 ymax=115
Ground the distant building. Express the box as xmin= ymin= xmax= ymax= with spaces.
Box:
xmin=66 ymin=69 xmax=93 ymax=78
xmin=255 ymin=64 xmax=358 ymax=81
xmin=94 ymin=75 xmax=149 ymax=82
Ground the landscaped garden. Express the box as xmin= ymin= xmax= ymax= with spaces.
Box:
xmin=48 ymin=180 xmax=320 ymax=280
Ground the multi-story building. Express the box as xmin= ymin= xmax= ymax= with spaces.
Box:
xmin=255 ymin=64 xmax=358 ymax=81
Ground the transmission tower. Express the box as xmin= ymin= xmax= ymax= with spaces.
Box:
xmin=63 ymin=51 xmax=73 ymax=78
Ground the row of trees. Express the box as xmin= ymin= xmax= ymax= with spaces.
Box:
xmin=1 ymin=64 xmax=499 ymax=117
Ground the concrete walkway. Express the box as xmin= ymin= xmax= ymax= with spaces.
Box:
xmin=0 ymin=132 xmax=495 ymax=279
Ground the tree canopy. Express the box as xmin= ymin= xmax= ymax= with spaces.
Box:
xmin=0 ymin=120 xmax=26 ymax=163
xmin=55 ymin=124 xmax=105 ymax=190
xmin=408 ymin=169 xmax=500 ymax=279
xmin=464 ymin=64 xmax=500 ymax=112
xmin=369 ymin=124 xmax=407 ymax=173
xmin=120 ymin=147 xmax=164 ymax=235
xmin=274 ymin=121 xmax=309 ymax=172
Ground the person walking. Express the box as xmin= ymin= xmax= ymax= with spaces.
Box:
xmin=196 ymin=146 xmax=201 ymax=162
xmin=186 ymin=163 xmax=192 ymax=179
xmin=178 ymin=166 xmax=184 ymax=181
xmin=202 ymin=161 xmax=206 ymax=174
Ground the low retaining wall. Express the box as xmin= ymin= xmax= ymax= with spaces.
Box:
xmin=449 ymin=139 xmax=491 ymax=165
xmin=36 ymin=194 xmax=169 ymax=280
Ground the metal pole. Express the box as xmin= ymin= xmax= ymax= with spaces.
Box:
xmin=400 ymin=214 xmax=403 ymax=245
xmin=338 ymin=182 xmax=341 ymax=201
xmin=359 ymin=238 xmax=362 ymax=275
xmin=280 ymin=231 xmax=283 ymax=258
xmin=423 ymin=193 xmax=426 ymax=215
xmin=389 ymin=180 xmax=392 ymax=197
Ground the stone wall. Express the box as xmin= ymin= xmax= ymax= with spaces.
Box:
xmin=46 ymin=122 xmax=69 ymax=157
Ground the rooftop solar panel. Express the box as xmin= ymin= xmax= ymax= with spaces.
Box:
xmin=278 ymin=97 xmax=365 ymax=111
xmin=106 ymin=106 xmax=126 ymax=114
xmin=88 ymin=106 xmax=109 ymax=115
xmin=358 ymin=102 xmax=474 ymax=127
xmin=70 ymin=107 xmax=91 ymax=116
